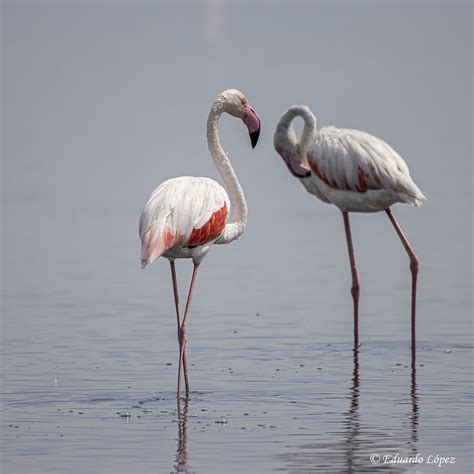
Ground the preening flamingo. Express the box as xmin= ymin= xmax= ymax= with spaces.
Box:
xmin=139 ymin=89 xmax=261 ymax=397
xmin=274 ymin=106 xmax=425 ymax=351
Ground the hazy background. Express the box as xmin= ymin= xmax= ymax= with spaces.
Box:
xmin=2 ymin=1 xmax=472 ymax=306
xmin=1 ymin=1 xmax=472 ymax=473
xmin=2 ymin=0 xmax=473 ymax=311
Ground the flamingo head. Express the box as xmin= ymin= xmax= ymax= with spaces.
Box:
xmin=274 ymin=123 xmax=311 ymax=179
xmin=219 ymin=89 xmax=261 ymax=148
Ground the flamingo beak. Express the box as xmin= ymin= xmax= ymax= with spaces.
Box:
xmin=243 ymin=106 xmax=261 ymax=149
xmin=250 ymin=128 xmax=260 ymax=149
xmin=280 ymin=151 xmax=311 ymax=178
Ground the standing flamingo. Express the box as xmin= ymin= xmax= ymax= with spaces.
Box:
xmin=139 ymin=89 xmax=261 ymax=397
xmin=274 ymin=105 xmax=425 ymax=351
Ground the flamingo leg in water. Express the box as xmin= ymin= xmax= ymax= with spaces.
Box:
xmin=169 ymin=261 xmax=190 ymax=398
xmin=342 ymin=211 xmax=360 ymax=347
xmin=177 ymin=263 xmax=200 ymax=398
xmin=385 ymin=208 xmax=419 ymax=354
xmin=170 ymin=261 xmax=185 ymax=397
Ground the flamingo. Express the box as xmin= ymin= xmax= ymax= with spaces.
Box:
xmin=274 ymin=105 xmax=425 ymax=351
xmin=139 ymin=89 xmax=260 ymax=398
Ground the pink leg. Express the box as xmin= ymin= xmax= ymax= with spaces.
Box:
xmin=385 ymin=208 xmax=419 ymax=353
xmin=178 ymin=263 xmax=200 ymax=398
xmin=170 ymin=260 xmax=181 ymax=330
xmin=170 ymin=261 xmax=185 ymax=398
xmin=342 ymin=211 xmax=360 ymax=347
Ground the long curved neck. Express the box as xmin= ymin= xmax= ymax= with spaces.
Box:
xmin=207 ymin=98 xmax=247 ymax=245
xmin=281 ymin=106 xmax=317 ymax=162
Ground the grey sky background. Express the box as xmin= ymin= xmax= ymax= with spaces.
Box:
xmin=1 ymin=1 xmax=472 ymax=327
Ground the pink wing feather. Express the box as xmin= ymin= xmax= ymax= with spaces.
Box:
xmin=139 ymin=177 xmax=229 ymax=268
xmin=307 ymin=127 xmax=425 ymax=205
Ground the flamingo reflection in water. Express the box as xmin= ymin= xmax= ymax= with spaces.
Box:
xmin=343 ymin=349 xmax=419 ymax=471
xmin=281 ymin=349 xmax=419 ymax=472
xmin=409 ymin=355 xmax=419 ymax=455
xmin=344 ymin=347 xmax=361 ymax=472
xmin=174 ymin=398 xmax=190 ymax=473
xmin=170 ymin=352 xmax=419 ymax=472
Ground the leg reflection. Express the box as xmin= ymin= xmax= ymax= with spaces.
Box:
xmin=344 ymin=345 xmax=360 ymax=472
xmin=409 ymin=351 xmax=419 ymax=453
xmin=174 ymin=397 xmax=190 ymax=473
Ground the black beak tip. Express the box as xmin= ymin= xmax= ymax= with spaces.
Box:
xmin=250 ymin=128 xmax=260 ymax=149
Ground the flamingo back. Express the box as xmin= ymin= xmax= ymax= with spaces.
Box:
xmin=308 ymin=127 xmax=426 ymax=206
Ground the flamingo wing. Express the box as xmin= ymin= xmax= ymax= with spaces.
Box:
xmin=307 ymin=127 xmax=425 ymax=205
xmin=139 ymin=176 xmax=229 ymax=267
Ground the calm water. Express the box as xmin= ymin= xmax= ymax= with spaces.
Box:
xmin=1 ymin=202 xmax=472 ymax=473
xmin=2 ymin=2 xmax=472 ymax=473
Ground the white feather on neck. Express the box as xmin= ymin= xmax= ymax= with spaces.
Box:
xmin=207 ymin=96 xmax=247 ymax=245
xmin=277 ymin=105 xmax=317 ymax=163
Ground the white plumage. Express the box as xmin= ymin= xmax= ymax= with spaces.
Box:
xmin=139 ymin=177 xmax=229 ymax=267
xmin=139 ymin=89 xmax=261 ymax=398
xmin=306 ymin=126 xmax=425 ymax=212
xmin=274 ymin=105 xmax=425 ymax=213
xmin=274 ymin=104 xmax=424 ymax=350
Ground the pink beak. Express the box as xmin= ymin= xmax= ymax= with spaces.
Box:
xmin=243 ymin=105 xmax=261 ymax=148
